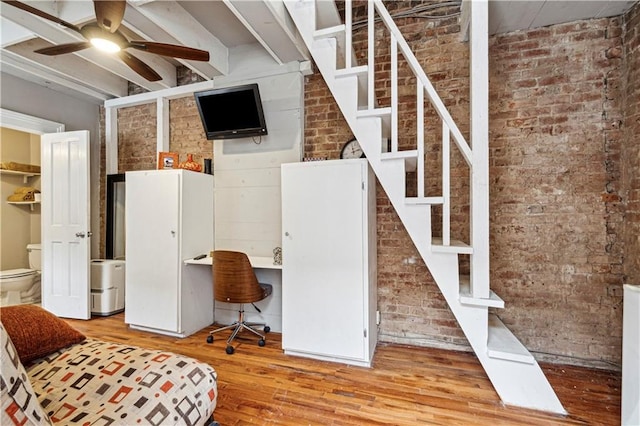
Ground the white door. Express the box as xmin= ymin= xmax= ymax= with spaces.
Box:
xmin=282 ymin=161 xmax=365 ymax=360
xmin=41 ymin=131 xmax=91 ymax=319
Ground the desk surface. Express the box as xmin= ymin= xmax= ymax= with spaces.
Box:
xmin=184 ymin=255 xmax=282 ymax=270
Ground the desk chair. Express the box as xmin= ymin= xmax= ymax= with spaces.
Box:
xmin=206 ymin=250 xmax=272 ymax=354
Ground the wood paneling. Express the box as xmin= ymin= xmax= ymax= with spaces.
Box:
xmin=64 ymin=314 xmax=621 ymax=425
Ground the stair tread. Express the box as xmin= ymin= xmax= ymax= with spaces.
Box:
xmin=381 ymin=150 xmax=418 ymax=159
xmin=335 ymin=65 xmax=368 ymax=77
xmin=459 ymin=279 xmax=505 ymax=308
xmin=356 ymin=107 xmax=392 ymax=117
xmin=431 ymin=238 xmax=473 ymax=254
xmin=379 ymin=150 xmax=417 ymax=172
xmin=406 ymin=196 xmax=444 ymax=205
xmin=314 ymin=24 xmax=345 ymax=39
xmin=487 ymin=314 xmax=535 ymax=364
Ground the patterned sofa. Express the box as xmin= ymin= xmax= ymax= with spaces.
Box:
xmin=1 ymin=305 xmax=218 ymax=426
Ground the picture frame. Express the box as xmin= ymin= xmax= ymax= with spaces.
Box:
xmin=158 ymin=152 xmax=179 ymax=169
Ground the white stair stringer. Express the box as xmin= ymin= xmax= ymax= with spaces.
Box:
xmin=284 ymin=0 xmax=566 ymax=414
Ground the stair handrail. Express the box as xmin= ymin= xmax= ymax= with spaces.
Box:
xmin=367 ymin=0 xmax=472 ymax=166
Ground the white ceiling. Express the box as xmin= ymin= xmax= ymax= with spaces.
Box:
xmin=0 ymin=0 xmax=636 ymax=104
xmin=489 ymin=0 xmax=636 ymax=34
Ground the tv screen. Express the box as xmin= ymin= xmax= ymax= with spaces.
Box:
xmin=194 ymin=83 xmax=268 ymax=140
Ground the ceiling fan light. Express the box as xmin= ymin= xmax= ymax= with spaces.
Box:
xmin=90 ymin=38 xmax=121 ymax=53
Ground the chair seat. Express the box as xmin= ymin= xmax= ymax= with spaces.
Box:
xmin=259 ymin=283 xmax=273 ymax=299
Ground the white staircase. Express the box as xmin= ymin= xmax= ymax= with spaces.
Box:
xmin=284 ymin=0 xmax=566 ymax=414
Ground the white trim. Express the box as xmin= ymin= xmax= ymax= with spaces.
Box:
xmin=157 ymin=97 xmax=169 ymax=153
xmin=0 ymin=108 xmax=65 ymax=134
xmin=105 ymin=107 xmax=118 ymax=175
xmin=469 ymin=0 xmax=490 ymax=299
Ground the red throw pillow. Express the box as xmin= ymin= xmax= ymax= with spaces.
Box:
xmin=0 ymin=305 xmax=85 ymax=363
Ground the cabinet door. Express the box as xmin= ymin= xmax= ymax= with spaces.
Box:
xmin=282 ymin=161 xmax=365 ymax=360
xmin=125 ymin=172 xmax=180 ymax=331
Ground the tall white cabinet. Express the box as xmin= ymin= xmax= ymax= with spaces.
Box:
xmin=125 ymin=170 xmax=214 ymax=338
xmin=281 ymin=159 xmax=377 ymax=367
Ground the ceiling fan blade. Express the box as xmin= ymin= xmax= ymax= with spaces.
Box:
xmin=93 ymin=0 xmax=126 ymax=33
xmin=2 ymin=0 xmax=82 ymax=34
xmin=118 ymin=51 xmax=161 ymax=82
xmin=35 ymin=42 xmax=92 ymax=56
xmin=129 ymin=41 xmax=210 ymax=62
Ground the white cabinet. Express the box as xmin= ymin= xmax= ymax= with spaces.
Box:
xmin=125 ymin=170 xmax=214 ymax=337
xmin=281 ymin=159 xmax=377 ymax=367
xmin=622 ymin=284 xmax=640 ymax=425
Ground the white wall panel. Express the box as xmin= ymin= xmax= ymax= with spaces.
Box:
xmin=213 ymin=71 xmax=303 ymax=257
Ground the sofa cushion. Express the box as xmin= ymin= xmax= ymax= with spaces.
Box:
xmin=0 ymin=305 xmax=85 ymax=363
xmin=27 ymin=339 xmax=218 ymax=425
xmin=0 ymin=323 xmax=52 ymax=426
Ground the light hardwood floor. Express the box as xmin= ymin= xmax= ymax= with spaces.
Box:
xmin=64 ymin=314 xmax=621 ymax=425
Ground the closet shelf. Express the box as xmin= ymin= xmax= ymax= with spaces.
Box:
xmin=0 ymin=169 xmax=40 ymax=183
xmin=7 ymin=200 xmax=40 ymax=211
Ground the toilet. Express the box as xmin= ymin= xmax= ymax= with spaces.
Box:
xmin=0 ymin=244 xmax=42 ymax=306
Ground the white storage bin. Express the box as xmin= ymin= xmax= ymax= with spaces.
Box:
xmin=91 ymin=259 xmax=126 ymax=316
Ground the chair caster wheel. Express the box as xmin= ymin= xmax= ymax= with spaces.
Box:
xmin=225 ymin=345 xmax=235 ymax=354
xmin=258 ymin=339 xmax=266 ymax=347
xmin=264 ymin=326 xmax=271 ymax=333
xmin=206 ymin=335 xmax=213 ymax=344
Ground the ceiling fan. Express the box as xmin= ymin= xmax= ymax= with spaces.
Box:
xmin=3 ymin=0 xmax=210 ymax=82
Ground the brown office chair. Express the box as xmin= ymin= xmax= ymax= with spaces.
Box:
xmin=206 ymin=250 xmax=272 ymax=354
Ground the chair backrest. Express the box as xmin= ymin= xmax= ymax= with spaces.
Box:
xmin=212 ymin=250 xmax=265 ymax=304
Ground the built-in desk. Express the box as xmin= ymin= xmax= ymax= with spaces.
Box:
xmin=184 ymin=255 xmax=283 ymax=332
xmin=184 ymin=255 xmax=282 ymax=270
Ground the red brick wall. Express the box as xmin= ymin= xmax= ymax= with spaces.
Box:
xmin=623 ymin=3 xmax=640 ymax=285
xmin=489 ymin=18 xmax=625 ymax=364
xmin=169 ymin=96 xmax=213 ymax=168
xmin=112 ymin=99 xmax=211 ymax=171
xmin=304 ymin=2 xmax=634 ymax=366
xmin=117 ymin=104 xmax=157 ymax=172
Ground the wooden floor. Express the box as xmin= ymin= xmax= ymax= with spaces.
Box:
xmin=64 ymin=314 xmax=621 ymax=425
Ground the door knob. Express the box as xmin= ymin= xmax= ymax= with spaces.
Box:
xmin=75 ymin=232 xmax=85 ymax=238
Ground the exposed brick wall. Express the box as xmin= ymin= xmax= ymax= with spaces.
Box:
xmin=489 ymin=18 xmax=625 ymax=365
xmin=303 ymin=74 xmax=354 ymax=159
xmin=623 ymin=3 xmax=640 ymax=284
xmin=117 ymin=104 xmax=157 ymax=171
xmin=304 ymin=1 xmax=635 ymax=366
xmin=169 ymin=96 xmax=213 ymax=169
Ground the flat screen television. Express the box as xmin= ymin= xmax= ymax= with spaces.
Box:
xmin=194 ymin=83 xmax=268 ymax=140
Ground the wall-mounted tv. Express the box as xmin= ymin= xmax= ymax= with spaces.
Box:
xmin=194 ymin=83 xmax=268 ymax=140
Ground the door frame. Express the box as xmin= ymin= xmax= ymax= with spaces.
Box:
xmin=0 ymin=108 xmax=65 ymax=134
